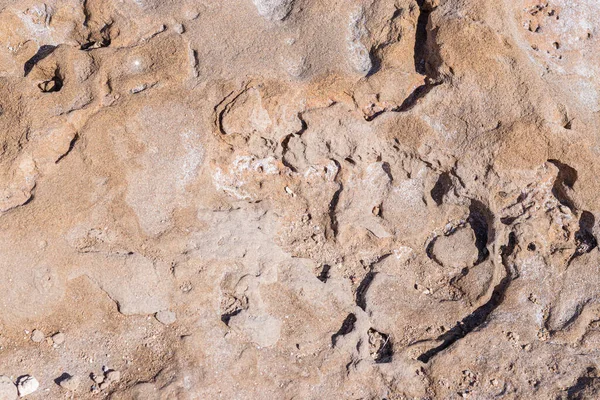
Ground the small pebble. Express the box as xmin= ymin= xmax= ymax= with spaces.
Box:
xmin=30 ymin=330 xmax=44 ymax=343
xmin=181 ymin=5 xmax=200 ymax=20
xmin=0 ymin=375 xmax=17 ymax=400
xmin=91 ymin=373 xmax=104 ymax=384
xmin=16 ymin=376 xmax=38 ymax=397
xmin=155 ymin=310 xmax=176 ymax=325
xmin=58 ymin=374 xmax=80 ymax=391
xmin=51 ymin=332 xmax=65 ymax=345
xmin=173 ymin=23 xmax=185 ymax=34
xmin=105 ymin=370 xmax=121 ymax=383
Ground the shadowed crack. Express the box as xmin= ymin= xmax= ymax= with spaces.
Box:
xmin=414 ymin=0 xmax=433 ymax=74
xmin=55 ymin=133 xmax=79 ymax=164
xmin=431 ymin=172 xmax=453 ymax=205
xmin=220 ymin=308 xmax=242 ymax=325
xmin=469 ymin=199 xmax=493 ymax=265
xmin=397 ymin=81 xmax=440 ymax=112
xmin=328 ymin=161 xmax=342 ymax=238
xmin=331 ymin=313 xmax=357 ymax=346
xmin=356 ymin=271 xmax=376 ymax=311
xmin=24 ymin=45 xmax=56 ymax=76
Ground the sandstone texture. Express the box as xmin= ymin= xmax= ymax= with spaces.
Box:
xmin=0 ymin=0 xmax=599 ymax=399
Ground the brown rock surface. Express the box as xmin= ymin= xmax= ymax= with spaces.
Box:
xmin=0 ymin=0 xmax=599 ymax=398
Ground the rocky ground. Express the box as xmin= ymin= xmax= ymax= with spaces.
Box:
xmin=0 ymin=0 xmax=599 ymax=399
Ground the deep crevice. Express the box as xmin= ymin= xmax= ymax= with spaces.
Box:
xmin=414 ymin=0 xmax=433 ymax=75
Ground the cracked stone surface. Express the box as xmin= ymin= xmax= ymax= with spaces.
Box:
xmin=0 ymin=0 xmax=599 ymax=398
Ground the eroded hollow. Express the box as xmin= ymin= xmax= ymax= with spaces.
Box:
xmin=548 ymin=159 xmax=578 ymax=210
xmin=317 ymin=264 xmax=331 ymax=282
xmin=431 ymin=171 xmax=453 ymax=205
xmin=575 ymin=211 xmax=598 ymax=255
xmin=368 ymin=328 xmax=393 ymax=363
xmin=39 ymin=73 xmax=63 ymax=93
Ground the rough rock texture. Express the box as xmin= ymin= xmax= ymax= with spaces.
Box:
xmin=0 ymin=0 xmax=599 ymax=399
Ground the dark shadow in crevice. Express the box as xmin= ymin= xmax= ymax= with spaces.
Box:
xmin=54 ymin=373 xmax=72 ymax=386
xmin=548 ymin=159 xmax=578 ymax=210
xmin=220 ymin=308 xmax=242 ymax=325
xmin=397 ymin=81 xmax=440 ymax=112
xmin=468 ymin=199 xmax=494 ymax=264
xmin=574 ymin=211 xmax=598 ymax=256
xmin=355 ymin=271 xmax=376 ymax=311
xmin=328 ymin=184 xmax=343 ymax=238
xmin=431 ymin=172 xmax=452 ymax=205
xmin=317 ymin=264 xmax=331 ymax=283
xmin=365 ymin=49 xmax=381 ymax=78
xmin=38 ymin=70 xmax=63 ymax=93
xmin=363 ymin=78 xmax=440 ymax=121
xmin=414 ymin=0 xmax=433 ymax=74
xmin=425 ymin=236 xmax=442 ymax=266
xmin=369 ymin=328 xmax=393 ymax=363
xmin=331 ymin=313 xmax=357 ymax=347
xmin=55 ymin=133 xmax=78 ymax=164
xmin=80 ymin=24 xmax=113 ymax=50
xmin=24 ymin=45 xmax=56 ymax=76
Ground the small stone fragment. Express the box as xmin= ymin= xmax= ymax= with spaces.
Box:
xmin=173 ymin=23 xmax=185 ymax=34
xmin=347 ymin=7 xmax=372 ymax=76
xmin=431 ymin=226 xmax=480 ymax=269
xmin=253 ymin=0 xmax=294 ymax=21
xmin=51 ymin=332 xmax=65 ymax=345
xmin=281 ymin=54 xmax=308 ymax=78
xmin=105 ymin=370 xmax=121 ymax=383
xmin=91 ymin=373 xmax=104 ymax=384
xmin=30 ymin=330 xmax=44 ymax=343
xmin=16 ymin=376 xmax=38 ymax=397
xmin=155 ymin=310 xmax=176 ymax=325
xmin=181 ymin=5 xmax=200 ymax=20
xmin=0 ymin=376 xmax=17 ymax=400
xmin=57 ymin=374 xmax=80 ymax=391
